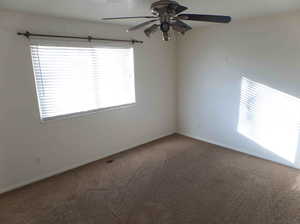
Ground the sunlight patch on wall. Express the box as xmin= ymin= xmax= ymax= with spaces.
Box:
xmin=238 ymin=77 xmax=300 ymax=163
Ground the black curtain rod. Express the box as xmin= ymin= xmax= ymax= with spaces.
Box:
xmin=17 ymin=31 xmax=143 ymax=44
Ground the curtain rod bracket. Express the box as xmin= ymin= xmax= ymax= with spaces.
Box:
xmin=24 ymin=31 xmax=31 ymax=39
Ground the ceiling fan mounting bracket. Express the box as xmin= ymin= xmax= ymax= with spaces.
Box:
xmin=151 ymin=0 xmax=180 ymax=14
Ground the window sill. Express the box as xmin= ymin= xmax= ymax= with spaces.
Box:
xmin=39 ymin=103 xmax=136 ymax=123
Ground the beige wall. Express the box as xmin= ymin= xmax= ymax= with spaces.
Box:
xmin=177 ymin=11 xmax=300 ymax=169
xmin=0 ymin=10 xmax=177 ymax=193
xmin=3 ymin=8 xmax=300 ymax=193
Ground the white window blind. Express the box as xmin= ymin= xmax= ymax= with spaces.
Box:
xmin=30 ymin=45 xmax=135 ymax=120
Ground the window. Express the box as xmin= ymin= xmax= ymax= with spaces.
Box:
xmin=30 ymin=44 xmax=135 ymax=120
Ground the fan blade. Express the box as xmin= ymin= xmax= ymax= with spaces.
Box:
xmin=127 ymin=20 xmax=158 ymax=32
xmin=171 ymin=19 xmax=192 ymax=34
xmin=144 ymin=24 xmax=159 ymax=37
xmin=178 ymin=14 xmax=231 ymax=23
xmin=102 ymin=16 xmax=157 ymax=20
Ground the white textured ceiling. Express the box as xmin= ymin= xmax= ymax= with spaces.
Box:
xmin=1 ymin=0 xmax=300 ymax=27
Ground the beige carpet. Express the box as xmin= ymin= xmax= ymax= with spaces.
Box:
xmin=1 ymin=134 xmax=300 ymax=224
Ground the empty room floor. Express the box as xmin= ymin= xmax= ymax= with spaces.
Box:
xmin=1 ymin=134 xmax=300 ymax=224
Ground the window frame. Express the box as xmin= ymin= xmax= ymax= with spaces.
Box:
xmin=29 ymin=39 xmax=136 ymax=122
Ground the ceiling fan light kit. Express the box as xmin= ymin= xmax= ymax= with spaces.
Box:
xmin=103 ymin=0 xmax=231 ymax=41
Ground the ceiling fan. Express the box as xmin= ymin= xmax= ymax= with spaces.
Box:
xmin=102 ymin=0 xmax=231 ymax=41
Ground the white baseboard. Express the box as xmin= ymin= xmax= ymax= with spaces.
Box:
xmin=178 ymin=132 xmax=238 ymax=152
xmin=178 ymin=131 xmax=299 ymax=170
xmin=0 ymin=131 xmax=176 ymax=194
